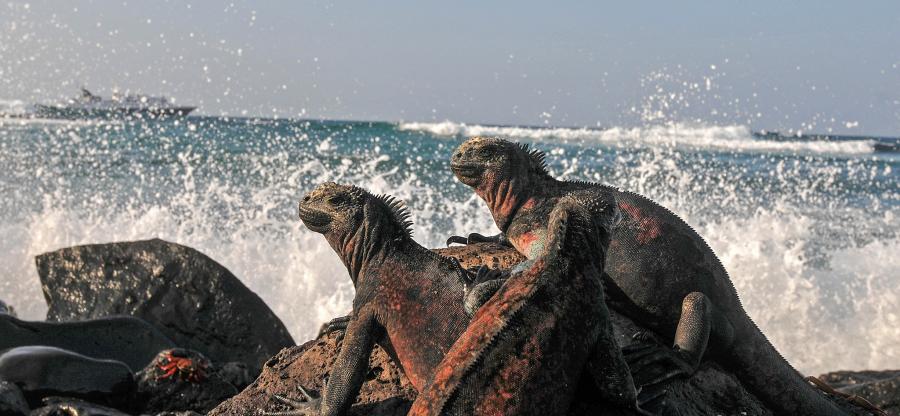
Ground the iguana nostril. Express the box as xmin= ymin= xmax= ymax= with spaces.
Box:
xmin=303 ymin=195 xmax=310 ymax=202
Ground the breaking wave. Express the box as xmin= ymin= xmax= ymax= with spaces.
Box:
xmin=0 ymin=117 xmax=896 ymax=375
xmin=399 ymin=121 xmax=880 ymax=156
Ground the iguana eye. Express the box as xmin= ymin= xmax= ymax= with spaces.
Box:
xmin=328 ymin=195 xmax=349 ymax=206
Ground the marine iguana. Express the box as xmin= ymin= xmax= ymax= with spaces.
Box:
xmin=409 ymin=195 xmax=629 ymax=415
xmin=263 ymin=182 xmax=640 ymax=415
xmin=447 ymin=136 xmax=851 ymax=416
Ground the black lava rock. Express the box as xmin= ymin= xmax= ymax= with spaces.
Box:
xmin=0 ymin=346 xmax=134 ymax=408
xmin=36 ymin=238 xmax=295 ymax=375
xmin=819 ymin=369 xmax=900 ymax=415
xmin=0 ymin=381 xmax=28 ymax=416
xmin=29 ymin=397 xmax=131 ymax=416
xmin=135 ymin=349 xmax=237 ymax=414
xmin=0 ymin=314 xmax=174 ymax=372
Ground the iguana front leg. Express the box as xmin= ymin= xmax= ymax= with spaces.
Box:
xmin=459 ymin=265 xmax=508 ymax=316
xmin=446 ymin=232 xmax=512 ymax=247
xmin=261 ymin=310 xmax=377 ymax=416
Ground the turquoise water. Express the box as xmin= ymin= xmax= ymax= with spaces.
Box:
xmin=1 ymin=116 xmax=897 ymax=374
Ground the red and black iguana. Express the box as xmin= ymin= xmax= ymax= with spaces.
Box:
xmin=446 ymin=136 xmax=853 ymax=416
xmin=409 ymin=194 xmax=625 ymax=415
xmin=261 ymin=182 xmax=642 ymax=415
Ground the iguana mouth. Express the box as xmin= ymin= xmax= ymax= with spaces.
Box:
xmin=450 ymin=163 xmax=484 ymax=179
xmin=299 ymin=207 xmax=333 ymax=231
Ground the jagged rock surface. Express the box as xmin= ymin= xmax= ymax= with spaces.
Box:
xmin=820 ymin=370 xmax=900 ymax=415
xmin=0 ymin=381 xmax=28 ymax=416
xmin=28 ymin=397 xmax=132 ymax=416
xmin=135 ymin=349 xmax=238 ymax=414
xmin=208 ymin=332 xmax=416 ymax=416
xmin=36 ymin=238 xmax=295 ymax=375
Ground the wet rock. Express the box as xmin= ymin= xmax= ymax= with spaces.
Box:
xmin=0 ymin=381 xmax=28 ymax=416
xmin=0 ymin=299 xmax=16 ymax=317
xmin=0 ymin=314 xmax=174 ymax=371
xmin=0 ymin=346 xmax=134 ymax=408
xmin=29 ymin=397 xmax=131 ymax=416
xmin=433 ymin=242 xmax=526 ymax=270
xmin=135 ymin=348 xmax=238 ymax=414
xmin=218 ymin=361 xmax=253 ymax=391
xmin=819 ymin=369 xmax=900 ymax=415
xmin=36 ymin=238 xmax=295 ymax=375
xmin=208 ymin=332 xmax=416 ymax=416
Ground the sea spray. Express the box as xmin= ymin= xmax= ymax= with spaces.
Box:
xmin=0 ymin=116 xmax=896 ymax=375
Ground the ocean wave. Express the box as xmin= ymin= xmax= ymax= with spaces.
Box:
xmin=0 ymin=116 xmax=120 ymax=127
xmin=398 ymin=121 xmax=876 ymax=156
xmin=1 ymin=117 xmax=896 ymax=375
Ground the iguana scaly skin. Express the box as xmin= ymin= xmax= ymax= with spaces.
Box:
xmin=448 ymin=137 xmax=851 ymax=416
xmin=272 ymin=182 xmax=640 ymax=415
xmin=410 ymin=196 xmax=626 ymax=416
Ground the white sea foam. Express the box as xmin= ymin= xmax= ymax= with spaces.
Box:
xmin=0 ymin=119 xmax=895 ymax=377
xmin=398 ymin=121 xmax=876 ymax=156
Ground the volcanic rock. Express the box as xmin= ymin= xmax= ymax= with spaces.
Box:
xmin=0 ymin=314 xmax=174 ymax=371
xmin=819 ymin=370 xmax=900 ymax=415
xmin=36 ymin=238 xmax=295 ymax=375
xmin=135 ymin=349 xmax=238 ymax=414
xmin=208 ymin=331 xmax=416 ymax=416
xmin=432 ymin=241 xmax=526 ymax=270
xmin=29 ymin=397 xmax=131 ymax=416
xmin=0 ymin=381 xmax=28 ymax=416
xmin=0 ymin=346 xmax=134 ymax=408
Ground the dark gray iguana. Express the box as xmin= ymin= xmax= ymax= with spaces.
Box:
xmin=263 ymin=182 xmax=641 ymax=415
xmin=409 ymin=195 xmax=627 ymax=415
xmin=446 ymin=136 xmax=852 ymax=416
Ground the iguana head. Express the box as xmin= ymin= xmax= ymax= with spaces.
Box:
xmin=451 ymin=137 xmax=551 ymax=229
xmin=450 ymin=137 xmax=548 ymax=187
xmin=299 ymin=182 xmax=413 ymax=280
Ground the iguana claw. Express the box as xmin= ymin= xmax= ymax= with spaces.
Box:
xmin=259 ymin=386 xmax=321 ymax=415
xmin=317 ymin=315 xmax=351 ymax=342
xmin=635 ymin=385 xmax=669 ymax=415
xmin=624 ymin=343 xmax=693 ymax=388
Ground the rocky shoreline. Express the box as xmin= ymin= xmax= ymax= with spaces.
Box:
xmin=1 ymin=238 xmax=896 ymax=415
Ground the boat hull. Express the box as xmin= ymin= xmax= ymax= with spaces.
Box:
xmin=33 ymin=105 xmax=196 ymax=120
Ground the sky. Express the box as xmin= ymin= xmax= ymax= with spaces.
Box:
xmin=1 ymin=1 xmax=899 ymax=135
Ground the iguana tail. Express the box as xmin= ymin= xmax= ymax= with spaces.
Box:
xmin=726 ymin=316 xmax=850 ymax=416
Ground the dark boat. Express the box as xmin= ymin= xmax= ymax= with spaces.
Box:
xmin=33 ymin=88 xmax=196 ymax=120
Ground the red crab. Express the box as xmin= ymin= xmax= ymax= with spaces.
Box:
xmin=155 ymin=350 xmax=209 ymax=383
